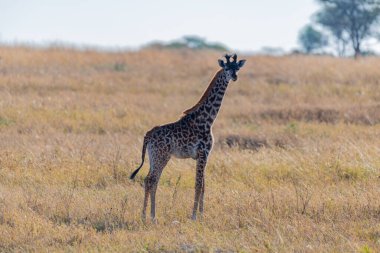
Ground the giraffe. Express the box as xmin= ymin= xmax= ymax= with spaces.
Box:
xmin=130 ymin=54 xmax=246 ymax=222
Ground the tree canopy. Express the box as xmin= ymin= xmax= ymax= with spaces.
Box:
xmin=298 ymin=25 xmax=328 ymax=53
xmin=315 ymin=0 xmax=380 ymax=57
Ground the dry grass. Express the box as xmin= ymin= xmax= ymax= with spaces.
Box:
xmin=0 ymin=46 xmax=379 ymax=252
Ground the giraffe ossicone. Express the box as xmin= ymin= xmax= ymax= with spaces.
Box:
xmin=130 ymin=54 xmax=246 ymax=222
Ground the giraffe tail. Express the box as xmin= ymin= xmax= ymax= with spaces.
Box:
xmin=129 ymin=135 xmax=149 ymax=180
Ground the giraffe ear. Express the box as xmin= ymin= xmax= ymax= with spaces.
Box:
xmin=237 ymin=60 xmax=246 ymax=68
xmin=218 ymin=59 xmax=225 ymax=68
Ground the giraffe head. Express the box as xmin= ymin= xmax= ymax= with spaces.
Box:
xmin=218 ymin=54 xmax=246 ymax=81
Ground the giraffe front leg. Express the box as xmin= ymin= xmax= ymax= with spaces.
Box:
xmin=192 ymin=151 xmax=207 ymax=220
xmin=192 ymin=170 xmax=203 ymax=220
xmin=199 ymin=175 xmax=205 ymax=216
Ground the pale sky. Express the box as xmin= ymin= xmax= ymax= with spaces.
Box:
xmin=1 ymin=0 xmax=320 ymax=51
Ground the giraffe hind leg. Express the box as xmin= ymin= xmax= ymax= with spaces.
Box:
xmin=149 ymin=154 xmax=170 ymax=222
xmin=142 ymin=146 xmax=155 ymax=222
xmin=142 ymin=176 xmax=150 ymax=222
xmin=142 ymin=148 xmax=170 ymax=223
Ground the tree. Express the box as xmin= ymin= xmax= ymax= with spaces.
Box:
xmin=315 ymin=0 xmax=380 ymax=57
xmin=315 ymin=7 xmax=350 ymax=56
xmin=298 ymin=25 xmax=328 ymax=53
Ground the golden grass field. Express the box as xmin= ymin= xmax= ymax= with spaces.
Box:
xmin=0 ymin=46 xmax=379 ymax=252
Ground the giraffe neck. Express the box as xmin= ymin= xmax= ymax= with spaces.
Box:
xmin=191 ymin=70 xmax=230 ymax=129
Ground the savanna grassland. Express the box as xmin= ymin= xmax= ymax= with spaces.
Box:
xmin=0 ymin=46 xmax=379 ymax=252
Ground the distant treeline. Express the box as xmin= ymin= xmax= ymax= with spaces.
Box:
xmin=144 ymin=36 xmax=228 ymax=51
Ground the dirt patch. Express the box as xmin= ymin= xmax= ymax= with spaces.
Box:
xmin=258 ymin=107 xmax=341 ymax=124
xmin=218 ymin=135 xmax=268 ymax=151
xmin=217 ymin=134 xmax=299 ymax=151
xmin=343 ymin=105 xmax=380 ymax=125
xmin=256 ymin=105 xmax=380 ymax=125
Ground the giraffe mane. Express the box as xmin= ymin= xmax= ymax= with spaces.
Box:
xmin=183 ymin=69 xmax=224 ymax=115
